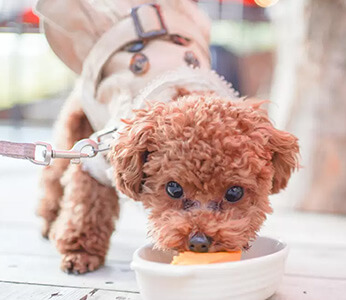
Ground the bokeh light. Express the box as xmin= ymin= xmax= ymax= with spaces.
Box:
xmin=254 ymin=0 xmax=279 ymax=8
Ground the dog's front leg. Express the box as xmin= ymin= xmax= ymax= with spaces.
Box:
xmin=50 ymin=164 xmax=119 ymax=274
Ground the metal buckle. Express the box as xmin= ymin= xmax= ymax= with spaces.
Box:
xmin=29 ymin=142 xmax=53 ymax=166
xmin=91 ymin=127 xmax=118 ymax=153
xmin=131 ymin=3 xmax=167 ymax=39
xmin=93 ymin=127 xmax=118 ymax=143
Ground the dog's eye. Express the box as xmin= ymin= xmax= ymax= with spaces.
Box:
xmin=166 ymin=181 xmax=184 ymax=199
xmin=225 ymin=186 xmax=244 ymax=203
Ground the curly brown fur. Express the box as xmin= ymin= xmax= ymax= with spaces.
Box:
xmin=111 ymin=95 xmax=299 ymax=252
xmin=38 ymin=94 xmax=94 ymax=238
xmin=50 ymin=164 xmax=119 ymax=274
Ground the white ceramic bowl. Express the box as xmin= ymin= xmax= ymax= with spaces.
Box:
xmin=131 ymin=236 xmax=288 ymax=300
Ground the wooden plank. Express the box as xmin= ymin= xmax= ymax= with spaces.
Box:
xmin=0 ymin=282 xmax=141 ymax=300
xmin=79 ymin=289 xmax=141 ymax=300
xmin=0 ymin=254 xmax=138 ymax=293
xmin=271 ymin=275 xmax=346 ymax=300
xmin=0 ymin=282 xmax=88 ymax=300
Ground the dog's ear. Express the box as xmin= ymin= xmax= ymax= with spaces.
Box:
xmin=266 ymin=126 xmax=299 ymax=194
xmin=240 ymin=98 xmax=299 ymax=194
xmin=109 ymin=105 xmax=160 ymax=201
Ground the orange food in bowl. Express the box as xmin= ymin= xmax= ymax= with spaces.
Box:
xmin=171 ymin=250 xmax=242 ymax=265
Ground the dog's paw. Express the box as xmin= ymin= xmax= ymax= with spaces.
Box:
xmin=61 ymin=252 xmax=104 ymax=274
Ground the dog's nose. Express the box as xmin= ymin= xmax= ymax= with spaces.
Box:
xmin=188 ymin=232 xmax=211 ymax=253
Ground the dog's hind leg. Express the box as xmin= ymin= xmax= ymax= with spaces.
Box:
xmin=37 ymin=89 xmax=94 ymax=238
xmin=50 ymin=164 xmax=119 ymax=274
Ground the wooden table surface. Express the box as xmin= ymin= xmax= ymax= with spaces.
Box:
xmin=1 ymin=125 xmax=346 ymax=300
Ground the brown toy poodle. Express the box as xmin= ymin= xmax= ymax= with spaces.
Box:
xmin=35 ymin=0 xmax=299 ymax=274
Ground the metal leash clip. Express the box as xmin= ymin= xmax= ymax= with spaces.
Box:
xmin=90 ymin=126 xmax=118 ymax=153
xmin=30 ymin=139 xmax=99 ymax=166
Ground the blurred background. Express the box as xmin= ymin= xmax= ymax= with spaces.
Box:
xmin=0 ymin=0 xmax=345 ymax=216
